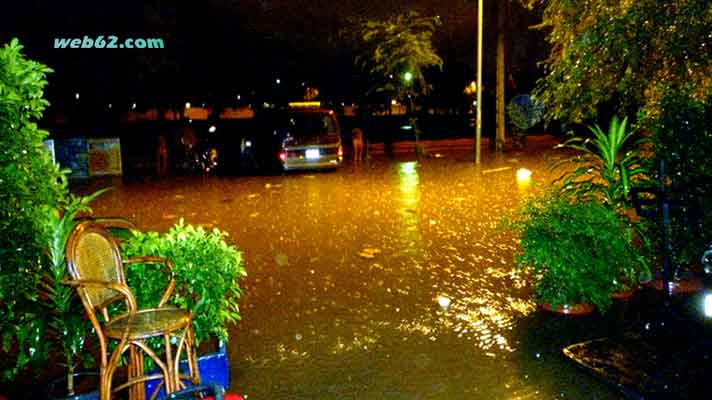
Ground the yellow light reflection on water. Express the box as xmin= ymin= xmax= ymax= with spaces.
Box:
xmin=398 ymin=161 xmax=420 ymax=222
xmin=516 ymin=168 xmax=532 ymax=193
xmin=516 ymin=168 xmax=532 ymax=182
xmin=400 ymin=161 xmax=417 ymax=175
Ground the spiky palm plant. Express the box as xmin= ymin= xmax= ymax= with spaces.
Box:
xmin=551 ymin=116 xmax=652 ymax=214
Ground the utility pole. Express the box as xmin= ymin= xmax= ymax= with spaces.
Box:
xmin=495 ymin=0 xmax=508 ymax=152
xmin=475 ymin=0 xmax=483 ymax=164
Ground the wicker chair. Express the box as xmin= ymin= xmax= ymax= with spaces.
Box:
xmin=65 ymin=221 xmax=200 ymax=400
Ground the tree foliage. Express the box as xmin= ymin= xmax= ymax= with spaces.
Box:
xmin=526 ymin=0 xmax=712 ymax=125
xmin=350 ymin=11 xmax=443 ymax=100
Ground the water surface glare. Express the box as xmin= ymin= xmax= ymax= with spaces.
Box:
xmin=88 ymin=143 xmax=623 ymax=399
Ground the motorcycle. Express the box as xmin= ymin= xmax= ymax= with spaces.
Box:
xmin=178 ymin=124 xmax=219 ymax=174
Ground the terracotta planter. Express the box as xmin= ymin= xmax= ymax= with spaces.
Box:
xmin=540 ymin=303 xmax=595 ymax=316
xmin=610 ymin=286 xmax=637 ymax=300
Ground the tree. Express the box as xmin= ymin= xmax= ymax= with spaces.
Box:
xmin=349 ymin=11 xmax=443 ymax=156
xmin=352 ymin=10 xmax=443 ymax=103
xmin=526 ymin=0 xmax=712 ymax=126
xmin=495 ymin=0 xmax=511 ymax=152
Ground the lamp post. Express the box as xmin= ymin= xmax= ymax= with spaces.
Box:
xmin=403 ymin=71 xmax=421 ymax=157
xmin=476 ymin=0 xmax=483 ymax=164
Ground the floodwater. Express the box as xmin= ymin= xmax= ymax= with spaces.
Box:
xmin=86 ymin=138 xmax=625 ymax=399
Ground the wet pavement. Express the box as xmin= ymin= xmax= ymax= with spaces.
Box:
xmin=85 ymin=137 xmax=627 ymax=399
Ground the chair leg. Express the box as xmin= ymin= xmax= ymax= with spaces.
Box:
xmin=164 ymin=333 xmax=177 ymax=393
xmin=106 ymin=341 xmax=130 ymax=400
xmin=170 ymin=326 xmax=201 ymax=390
xmin=128 ymin=346 xmax=146 ymax=400
xmin=100 ymin=365 xmax=111 ymax=400
xmin=186 ymin=326 xmax=201 ymax=385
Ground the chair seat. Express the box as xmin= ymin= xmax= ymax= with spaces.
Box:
xmin=105 ymin=307 xmax=192 ymax=340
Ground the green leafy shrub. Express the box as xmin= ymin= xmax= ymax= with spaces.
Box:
xmin=40 ymin=189 xmax=108 ymax=395
xmin=120 ymin=220 xmax=247 ymax=344
xmin=0 ymin=38 xmax=67 ymax=381
xmin=509 ymin=193 xmax=648 ymax=313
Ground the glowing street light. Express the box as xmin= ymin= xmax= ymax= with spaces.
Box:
xmin=404 ymin=71 xmax=413 ymax=82
xmin=185 ymin=102 xmax=191 ymax=109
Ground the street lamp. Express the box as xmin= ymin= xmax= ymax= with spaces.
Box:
xmin=403 ymin=70 xmax=421 ymax=157
xmin=476 ymin=0 xmax=483 ymax=164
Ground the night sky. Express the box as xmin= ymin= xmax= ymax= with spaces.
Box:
xmin=1 ymin=1 xmax=545 ymax=113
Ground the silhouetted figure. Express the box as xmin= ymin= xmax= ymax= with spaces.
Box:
xmin=352 ymin=127 xmax=364 ymax=163
xmin=156 ymin=134 xmax=168 ymax=178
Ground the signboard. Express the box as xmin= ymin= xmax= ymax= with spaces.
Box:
xmin=43 ymin=139 xmax=56 ymax=164
xmin=88 ymin=138 xmax=122 ymax=176
xmin=54 ymin=138 xmax=89 ymax=179
xmin=219 ymin=107 xmax=255 ymax=119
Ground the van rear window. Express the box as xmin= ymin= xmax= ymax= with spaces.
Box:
xmin=288 ymin=113 xmax=337 ymax=137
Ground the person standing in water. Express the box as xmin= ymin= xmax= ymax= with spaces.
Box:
xmin=352 ymin=127 xmax=364 ymax=163
xmin=156 ymin=134 xmax=168 ymax=178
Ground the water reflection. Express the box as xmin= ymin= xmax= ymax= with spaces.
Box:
xmin=516 ymin=168 xmax=533 ymax=194
xmin=85 ymin=140 xmax=622 ymax=399
xmin=396 ymin=161 xmax=422 ymax=257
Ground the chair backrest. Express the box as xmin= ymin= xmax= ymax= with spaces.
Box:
xmin=65 ymin=222 xmax=127 ymax=311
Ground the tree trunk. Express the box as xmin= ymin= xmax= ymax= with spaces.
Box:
xmin=495 ymin=0 xmax=509 ymax=152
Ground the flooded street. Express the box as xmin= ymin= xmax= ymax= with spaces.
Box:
xmin=86 ymin=138 xmax=624 ymax=399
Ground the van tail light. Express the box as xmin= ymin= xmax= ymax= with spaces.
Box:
xmin=338 ymin=146 xmax=343 ymax=159
xmin=279 ymin=150 xmax=287 ymax=162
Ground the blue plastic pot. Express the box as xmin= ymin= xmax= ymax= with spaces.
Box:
xmin=145 ymin=341 xmax=229 ymax=399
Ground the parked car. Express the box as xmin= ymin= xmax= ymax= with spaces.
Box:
xmin=278 ymin=106 xmax=343 ymax=171
xmin=217 ymin=105 xmax=343 ymax=174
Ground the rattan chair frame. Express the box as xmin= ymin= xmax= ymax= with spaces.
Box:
xmin=65 ymin=222 xmax=200 ymax=400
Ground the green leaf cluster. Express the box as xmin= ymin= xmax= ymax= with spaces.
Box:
xmin=509 ymin=193 xmax=648 ymax=313
xmin=120 ymin=219 xmax=247 ymax=345
xmin=0 ymin=38 xmax=68 ymax=381
xmin=351 ymin=11 xmax=443 ymax=100
xmin=551 ymin=116 xmax=653 ymax=213
xmin=528 ymin=0 xmax=712 ymax=126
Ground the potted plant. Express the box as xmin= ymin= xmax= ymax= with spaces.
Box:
xmin=508 ymin=192 xmax=646 ymax=314
xmin=119 ymin=219 xmax=247 ymax=392
xmin=40 ymin=189 xmax=110 ymax=399
xmin=550 ymin=115 xmax=655 ymax=292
